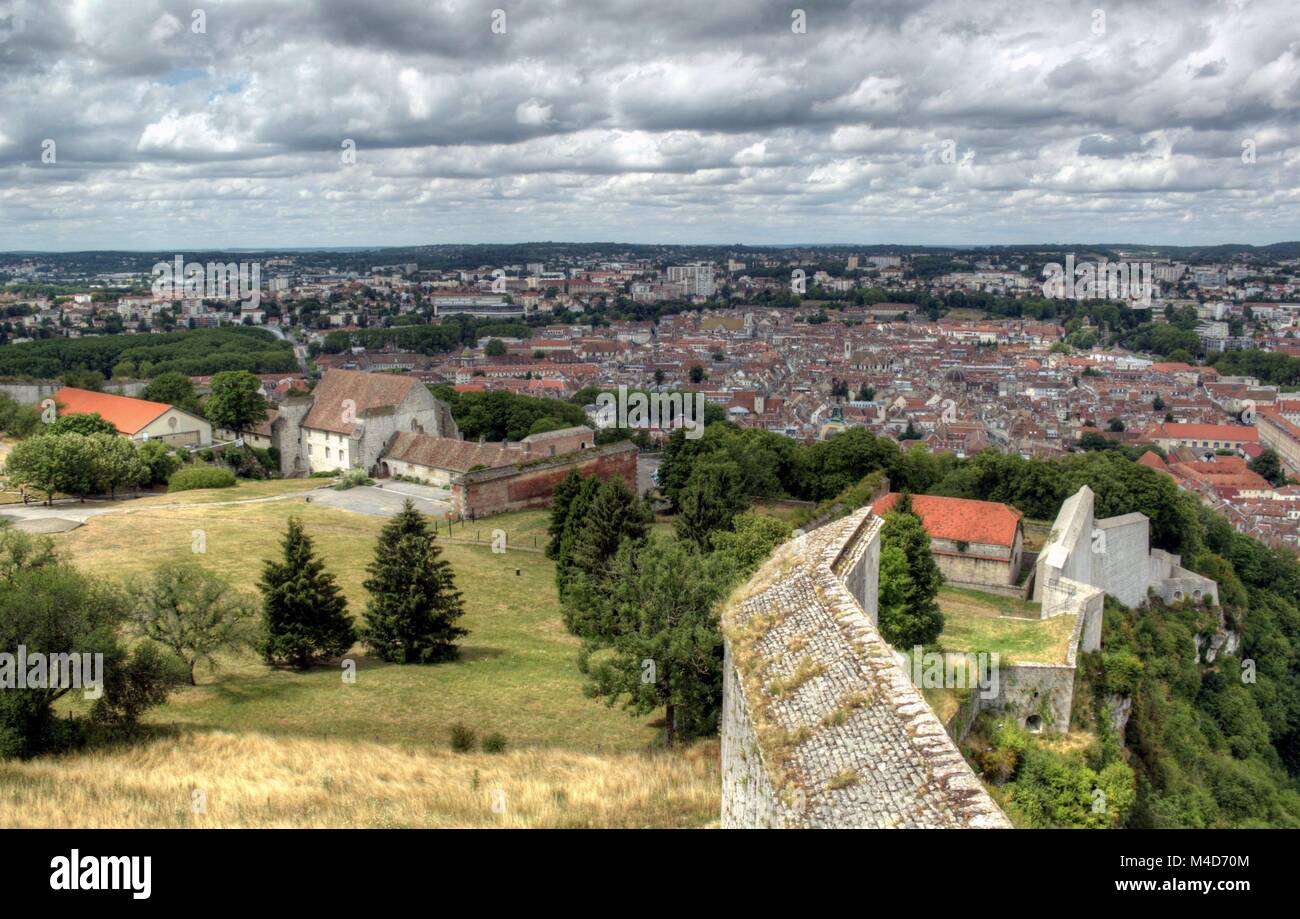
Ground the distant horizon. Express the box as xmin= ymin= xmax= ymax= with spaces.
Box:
xmin=6 ymin=239 xmax=1300 ymax=257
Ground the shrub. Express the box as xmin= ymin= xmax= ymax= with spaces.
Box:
xmin=482 ymin=732 xmax=507 ymax=754
xmin=1101 ymin=650 xmax=1144 ymax=695
xmin=449 ymin=722 xmax=476 ymax=753
xmin=334 ymin=468 xmax=374 ymax=489
xmin=168 ymin=466 xmax=237 ymax=492
xmin=978 ymin=746 xmax=1019 ymax=783
xmin=309 ymin=470 xmax=340 ymax=478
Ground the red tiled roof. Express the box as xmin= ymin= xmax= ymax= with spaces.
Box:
xmin=53 ymin=387 xmax=171 ymax=435
xmin=303 ymin=369 xmax=419 ymax=435
xmin=871 ymin=493 xmax=1023 ymax=548
xmin=384 ymin=432 xmax=517 ymax=472
xmin=1152 ymin=422 xmax=1258 ymax=443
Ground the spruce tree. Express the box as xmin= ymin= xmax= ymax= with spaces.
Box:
xmin=554 ymin=475 xmax=601 ymax=598
xmin=546 ymin=469 xmax=584 ymax=559
xmin=878 ymin=493 xmax=944 ymax=647
xmin=568 ymin=476 xmax=651 ymax=581
xmin=260 ymin=517 xmax=356 ymax=669
xmin=361 ymin=499 xmax=466 ymax=663
xmin=562 ymin=476 xmax=652 ymax=642
xmin=674 ymin=459 xmax=746 ymax=552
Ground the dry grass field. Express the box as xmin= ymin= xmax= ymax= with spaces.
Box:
xmin=0 ymin=731 xmax=720 ymax=828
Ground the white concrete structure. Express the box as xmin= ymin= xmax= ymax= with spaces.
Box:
xmin=1034 ymin=485 xmax=1219 ymax=611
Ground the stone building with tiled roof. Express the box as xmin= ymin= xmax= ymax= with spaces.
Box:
xmin=872 ymin=492 xmax=1026 ymax=591
xmin=272 ymin=368 xmax=458 ymax=476
xmin=379 ymin=426 xmax=595 ymax=486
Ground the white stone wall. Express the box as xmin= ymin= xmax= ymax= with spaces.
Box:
xmin=1094 ymin=514 xmax=1150 ymax=609
xmin=1033 ymin=487 xmax=1097 ymax=608
xmin=720 ymin=642 xmax=783 ymax=829
xmin=385 ymin=458 xmax=453 ymax=486
xmin=303 ymin=427 xmax=351 ymax=472
xmin=1036 ymin=485 xmax=1219 ymax=615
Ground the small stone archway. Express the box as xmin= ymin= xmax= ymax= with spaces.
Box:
xmin=1025 ymin=714 xmax=1043 ymax=734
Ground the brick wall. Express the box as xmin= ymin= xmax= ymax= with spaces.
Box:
xmin=452 ymin=442 xmax=638 ymax=517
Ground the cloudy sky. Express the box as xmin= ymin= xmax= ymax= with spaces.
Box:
xmin=1 ymin=0 xmax=1298 ymax=250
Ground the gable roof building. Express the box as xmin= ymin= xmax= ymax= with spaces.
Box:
xmin=872 ymin=492 xmax=1026 ymax=590
xmin=872 ymin=493 xmax=1023 ymax=550
xmin=53 ymin=386 xmax=212 ymax=447
xmin=272 ymin=368 xmax=458 ymax=476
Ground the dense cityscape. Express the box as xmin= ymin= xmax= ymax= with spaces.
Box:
xmin=6 ymin=243 xmax=1300 ymax=546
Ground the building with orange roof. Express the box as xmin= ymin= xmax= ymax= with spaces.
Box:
xmin=53 ymin=386 xmax=212 ymax=446
xmin=872 ymin=492 xmax=1026 ymax=591
xmin=1150 ymin=421 xmax=1258 ymax=454
xmin=1136 ymin=450 xmax=1169 ymax=472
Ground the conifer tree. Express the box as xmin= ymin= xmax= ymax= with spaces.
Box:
xmin=561 ymin=476 xmax=652 ymax=641
xmin=581 ymin=535 xmax=734 ymax=745
xmin=554 ymin=474 xmax=601 ymax=598
xmin=260 ymin=517 xmax=355 ymax=669
xmin=361 ymin=499 xmax=466 ymax=663
xmin=546 ymin=468 xmax=584 ymax=559
xmin=878 ymin=492 xmax=944 ymax=647
xmin=568 ymin=476 xmax=651 ymax=580
xmin=674 ymin=459 xmax=747 ymax=552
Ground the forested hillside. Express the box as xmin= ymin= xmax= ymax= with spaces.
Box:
xmin=0 ymin=328 xmax=295 ymax=380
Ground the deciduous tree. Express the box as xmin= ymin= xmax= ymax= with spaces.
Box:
xmin=128 ymin=562 xmax=255 ymax=684
xmin=205 ymin=370 xmax=269 ymax=435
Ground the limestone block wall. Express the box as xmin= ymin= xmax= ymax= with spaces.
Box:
xmin=1033 ymin=487 xmax=1096 ymax=608
xmin=0 ymin=380 xmax=62 ymax=404
xmin=1034 ymin=485 xmax=1217 ymax=614
xmin=1150 ymin=550 xmax=1219 ymax=606
xmin=721 ymin=509 xmax=1010 ymax=829
xmin=354 ymin=389 xmax=457 ymax=475
xmin=963 ymin=581 xmax=1096 ymax=736
xmin=271 ymin=398 xmax=313 ymax=476
xmin=934 ymin=550 xmax=1018 ymax=591
xmin=720 ymin=643 xmax=783 ymax=828
xmin=989 ymin=663 xmax=1077 ymax=733
xmin=0 ymin=379 xmax=146 ymax=404
xmin=832 ymin=514 xmax=881 ymax=628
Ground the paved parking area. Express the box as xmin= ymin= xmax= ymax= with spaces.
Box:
xmin=306 ymin=482 xmax=454 ymax=519
xmin=637 ymin=454 xmax=660 ymax=495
